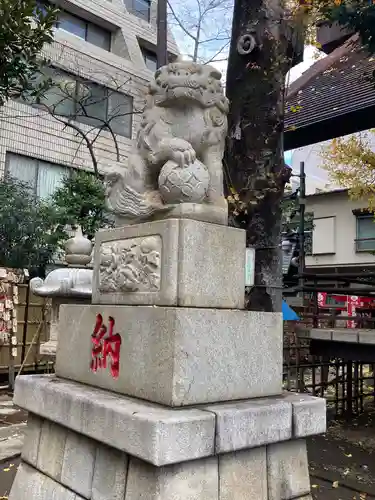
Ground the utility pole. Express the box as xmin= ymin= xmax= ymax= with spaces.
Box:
xmin=298 ymin=161 xmax=306 ymax=295
xmin=157 ymin=0 xmax=168 ymax=67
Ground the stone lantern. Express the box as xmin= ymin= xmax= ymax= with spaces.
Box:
xmin=30 ymin=226 xmax=93 ymax=357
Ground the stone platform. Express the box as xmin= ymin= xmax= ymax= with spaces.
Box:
xmin=55 ymin=305 xmax=282 ymax=406
xmin=10 ymin=374 xmax=325 ymax=500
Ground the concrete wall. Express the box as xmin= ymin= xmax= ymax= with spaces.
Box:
xmin=0 ymin=0 xmax=179 ymax=177
xmin=305 ymin=190 xmax=375 ymax=268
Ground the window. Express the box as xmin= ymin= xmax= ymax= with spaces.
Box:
xmin=59 ymin=11 xmax=86 ymax=39
xmin=325 ymin=295 xmax=346 ymax=307
xmin=356 ymin=215 xmax=375 ymax=252
xmin=40 ymin=70 xmax=77 ymax=117
xmin=127 ymin=0 xmax=150 ymax=21
xmin=107 ymin=90 xmax=133 ymax=137
xmin=86 ymin=23 xmax=111 ymax=51
xmin=57 ymin=10 xmax=111 ymax=51
xmin=5 ymin=153 xmax=70 ymax=200
xmin=76 ymin=80 xmax=108 ymax=127
xmin=141 ymin=47 xmax=157 ymax=72
xmin=30 ymin=68 xmax=133 ymax=138
xmin=312 ymin=217 xmax=336 ymax=255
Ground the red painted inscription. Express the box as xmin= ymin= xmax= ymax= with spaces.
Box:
xmin=90 ymin=314 xmax=121 ymax=378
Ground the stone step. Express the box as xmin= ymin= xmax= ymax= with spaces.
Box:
xmin=14 ymin=374 xmax=326 ymax=467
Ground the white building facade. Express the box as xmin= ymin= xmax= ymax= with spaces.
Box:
xmin=287 ymin=131 xmax=375 ymax=271
xmin=0 ymin=0 xmax=178 ymax=197
xmin=305 ymin=189 xmax=375 ymax=271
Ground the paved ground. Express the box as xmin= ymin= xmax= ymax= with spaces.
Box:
xmin=0 ymin=395 xmax=27 ymax=427
xmin=0 ymin=456 xmax=20 ymax=498
xmin=0 ymin=424 xmax=25 ymax=464
xmin=308 ymin=407 xmax=375 ymax=499
xmin=310 ymin=476 xmax=374 ymax=499
xmin=0 ymin=394 xmax=27 ymax=468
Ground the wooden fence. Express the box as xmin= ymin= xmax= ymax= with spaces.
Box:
xmin=0 ymin=268 xmax=52 ymax=390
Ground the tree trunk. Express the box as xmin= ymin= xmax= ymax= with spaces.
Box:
xmin=225 ymin=0 xmax=291 ymax=313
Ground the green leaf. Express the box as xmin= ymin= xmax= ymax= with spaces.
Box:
xmin=0 ymin=0 xmax=58 ymax=105
xmin=50 ymin=170 xmax=113 ymax=240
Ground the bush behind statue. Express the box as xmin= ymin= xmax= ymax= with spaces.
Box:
xmin=0 ymin=175 xmax=64 ymax=274
xmin=0 ymin=171 xmax=110 ymax=275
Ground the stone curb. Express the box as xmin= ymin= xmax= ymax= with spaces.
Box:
xmin=14 ymin=374 xmax=326 ymax=467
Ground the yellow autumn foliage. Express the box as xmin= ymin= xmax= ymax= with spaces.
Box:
xmin=321 ymin=133 xmax=375 ymax=211
xmin=286 ymin=0 xmax=320 ymax=46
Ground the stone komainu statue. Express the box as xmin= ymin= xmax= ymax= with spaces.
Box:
xmin=105 ymin=59 xmax=229 ymax=226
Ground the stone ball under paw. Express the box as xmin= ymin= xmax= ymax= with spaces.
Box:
xmin=158 ymin=160 xmax=209 ymax=204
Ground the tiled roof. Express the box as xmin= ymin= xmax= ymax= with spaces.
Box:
xmin=305 ymin=188 xmax=348 ymax=198
xmin=285 ymin=35 xmax=375 ymax=134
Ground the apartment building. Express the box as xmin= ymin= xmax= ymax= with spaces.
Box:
xmin=0 ymin=0 xmax=179 ymax=197
xmin=305 ymin=189 xmax=375 ymax=273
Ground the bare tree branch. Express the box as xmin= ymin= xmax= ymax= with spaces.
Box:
xmin=167 ymin=0 xmax=197 ymax=42
xmin=203 ymin=40 xmax=230 ymax=64
xmin=198 ymin=36 xmax=230 ymax=45
xmin=40 ymin=102 xmax=100 ymax=176
xmin=168 ymin=0 xmax=232 ymax=63
xmin=35 ymin=67 xmax=144 ymax=168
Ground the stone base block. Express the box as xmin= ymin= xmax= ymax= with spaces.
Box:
xmin=92 ymin=218 xmax=245 ymax=309
xmin=11 ymin=376 xmax=325 ymax=499
xmin=55 ymin=305 xmax=282 ymax=406
xmin=114 ymin=202 xmax=228 ymax=228
xmin=267 ymin=440 xmax=311 ymax=499
xmin=10 ymin=418 xmax=313 ymax=500
xmin=151 ymin=202 xmax=228 ymax=225
xmin=10 ymin=462 xmax=83 ymax=500
xmin=14 ymin=375 xmax=326 ymax=466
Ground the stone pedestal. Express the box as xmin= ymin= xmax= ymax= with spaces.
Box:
xmin=10 ymin=219 xmax=326 ymax=500
xmin=55 ymin=304 xmax=282 ymax=406
xmin=92 ymin=219 xmax=245 ymax=309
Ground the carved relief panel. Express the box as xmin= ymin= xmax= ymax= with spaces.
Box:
xmin=99 ymin=236 xmax=161 ymax=294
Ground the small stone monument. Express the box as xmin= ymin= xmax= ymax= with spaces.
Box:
xmin=30 ymin=227 xmax=93 ymax=356
xmin=10 ymin=60 xmax=326 ymax=500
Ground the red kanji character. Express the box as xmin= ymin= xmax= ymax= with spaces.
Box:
xmin=90 ymin=314 xmax=122 ymax=378
xmin=91 ymin=314 xmax=107 ymax=372
xmin=102 ymin=321 xmax=121 ymax=378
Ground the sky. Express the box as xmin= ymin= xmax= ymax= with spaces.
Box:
xmin=170 ymin=0 xmax=326 ymax=87
xmin=286 ymin=45 xmax=326 ymax=85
